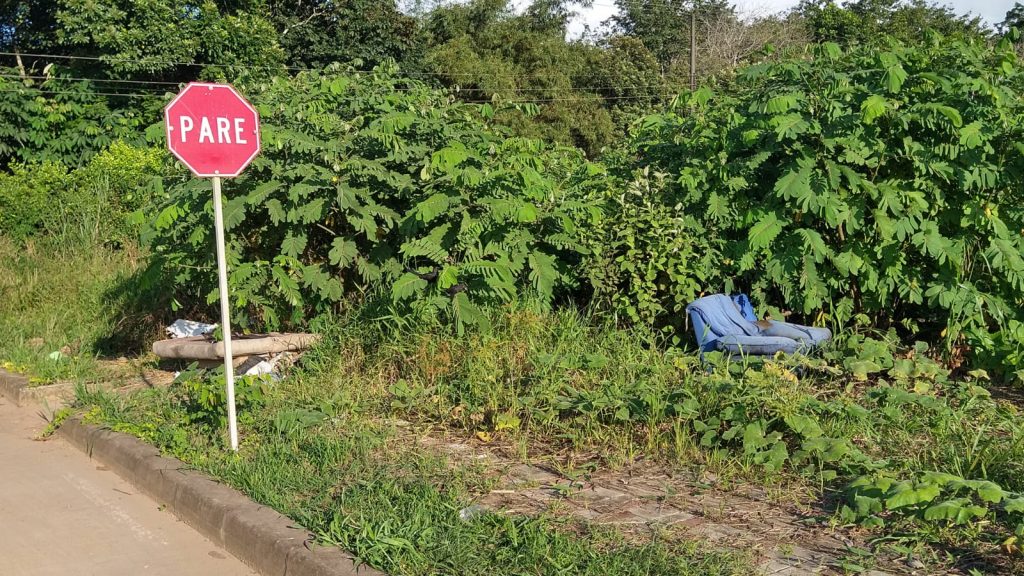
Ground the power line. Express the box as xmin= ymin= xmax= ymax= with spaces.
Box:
xmin=463 ymin=93 xmax=673 ymax=103
xmin=0 ymin=50 xmax=315 ymax=73
xmin=1 ymin=50 xmax=477 ymax=78
xmin=0 ymin=73 xmax=184 ymax=86
xmin=0 ymin=84 xmax=674 ymax=105
xmin=0 ymin=88 xmax=163 ymax=99
xmin=0 ymin=64 xmax=689 ymax=96
xmin=0 ymin=77 xmax=681 ymax=100
xmin=0 ymin=71 xmax=682 ymax=94
xmin=0 ymin=50 xmax=694 ymax=85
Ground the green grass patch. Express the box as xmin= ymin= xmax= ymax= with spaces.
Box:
xmin=0 ymin=236 xmax=154 ymax=384
xmin=76 ymin=377 xmax=751 ymax=576
xmin=71 ymin=304 xmax=1024 ymax=573
xmin=306 ymin=309 xmax=1024 ymax=493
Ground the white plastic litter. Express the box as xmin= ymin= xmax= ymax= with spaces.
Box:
xmin=458 ymin=505 xmax=487 ymax=522
xmin=166 ymin=319 xmax=217 ymax=338
xmin=240 ymin=352 xmax=287 ymax=378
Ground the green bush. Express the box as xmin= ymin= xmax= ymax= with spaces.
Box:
xmin=51 ymin=142 xmax=164 ymax=245
xmin=0 ymin=70 xmax=145 ymax=168
xmin=625 ymin=34 xmax=1024 ymax=351
xmin=583 ymin=166 xmax=726 ymax=341
xmin=0 ymin=162 xmax=70 ymax=239
xmin=0 ymin=142 xmax=162 ymax=245
xmin=145 ymin=64 xmax=599 ymax=332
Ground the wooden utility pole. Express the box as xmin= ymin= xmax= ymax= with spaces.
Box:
xmin=689 ymin=7 xmax=696 ymax=91
xmin=14 ymin=48 xmax=26 ymax=79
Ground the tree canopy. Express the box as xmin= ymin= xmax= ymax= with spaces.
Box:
xmin=1003 ymin=3 xmax=1024 ymax=33
xmin=0 ymin=0 xmax=1001 ymax=166
xmin=795 ymin=0 xmax=989 ymax=46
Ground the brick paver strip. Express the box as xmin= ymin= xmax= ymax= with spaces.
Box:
xmin=58 ymin=416 xmax=382 ymax=576
xmin=0 ymin=368 xmax=107 ymax=407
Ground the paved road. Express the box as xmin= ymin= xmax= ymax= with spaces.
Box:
xmin=0 ymin=396 xmax=256 ymax=576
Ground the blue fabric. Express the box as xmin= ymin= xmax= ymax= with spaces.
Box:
xmin=759 ymin=321 xmax=813 ymax=342
xmin=686 ymin=293 xmax=831 ymax=356
xmin=687 ymin=306 xmax=718 ymax=352
xmin=685 ymin=294 xmax=760 ymax=353
xmin=731 ymin=294 xmax=758 ymax=322
xmin=776 ymin=322 xmax=832 ymax=346
xmin=716 ymin=334 xmax=801 ymax=355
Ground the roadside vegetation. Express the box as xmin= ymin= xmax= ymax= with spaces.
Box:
xmin=76 ymin=305 xmax=1024 ymax=573
xmin=4 ymin=1 xmax=1024 ymax=574
xmin=78 ymin=340 xmax=755 ymax=575
xmin=0 ymin=237 xmax=143 ymax=383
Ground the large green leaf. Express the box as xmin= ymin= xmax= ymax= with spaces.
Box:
xmin=879 ymin=52 xmax=908 ymax=93
xmin=329 ymin=238 xmax=358 ymax=268
xmin=281 ymin=233 xmax=307 ymax=258
xmin=770 ymin=113 xmax=810 ymax=140
xmin=748 ymin=212 xmax=784 ymax=250
xmin=391 ymin=272 xmax=427 ymax=301
xmin=923 ymin=499 xmax=988 ymax=525
xmin=774 ymin=164 xmax=812 ymax=201
xmin=860 ymin=95 xmax=889 ymax=124
xmin=414 ymin=193 xmax=450 ymax=224
xmin=528 ymin=251 xmax=558 ymax=304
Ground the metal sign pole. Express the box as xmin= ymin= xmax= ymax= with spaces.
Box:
xmin=211 ymin=175 xmax=239 ymax=451
xmin=166 ymin=82 xmax=258 ymax=453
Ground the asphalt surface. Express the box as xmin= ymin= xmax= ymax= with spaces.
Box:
xmin=0 ymin=396 xmax=256 ymax=576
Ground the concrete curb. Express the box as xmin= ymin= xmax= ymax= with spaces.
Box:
xmin=0 ymin=369 xmax=78 ymax=407
xmin=57 ymin=417 xmax=382 ymax=576
xmin=0 ymin=369 xmax=28 ymax=405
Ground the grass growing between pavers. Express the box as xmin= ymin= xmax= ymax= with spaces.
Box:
xmin=76 ymin=383 xmax=752 ymax=576
xmin=9 ymin=234 xmax=1023 ymax=572
xmin=0 ymin=236 xmax=160 ymax=385
xmin=73 ymin=306 xmax=1024 ymax=574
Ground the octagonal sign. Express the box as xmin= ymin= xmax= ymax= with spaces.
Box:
xmin=165 ymin=82 xmax=260 ymax=178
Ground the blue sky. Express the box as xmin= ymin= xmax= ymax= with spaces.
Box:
xmin=564 ymin=0 xmax=1015 ymax=37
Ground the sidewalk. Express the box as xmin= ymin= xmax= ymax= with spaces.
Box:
xmin=0 ymin=396 xmax=255 ymax=576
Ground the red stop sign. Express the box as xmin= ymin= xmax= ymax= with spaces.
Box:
xmin=164 ymin=82 xmax=260 ymax=178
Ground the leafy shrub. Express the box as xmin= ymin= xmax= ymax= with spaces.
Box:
xmin=145 ymin=64 xmax=599 ymax=331
xmin=584 ymin=166 xmax=725 ymax=341
xmin=626 ymin=34 xmax=1024 ymax=350
xmin=0 ymin=70 xmax=145 ymax=168
xmin=843 ymin=471 xmax=1024 ymax=539
xmin=0 ymin=142 xmax=163 ymax=245
xmin=968 ymin=321 xmax=1024 ymax=387
xmin=177 ymin=368 xmax=268 ymax=430
xmin=0 ymin=162 xmax=70 ymax=239
xmin=50 ymin=142 xmax=164 ymax=245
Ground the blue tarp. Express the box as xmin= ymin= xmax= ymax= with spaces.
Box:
xmin=685 ymin=294 xmax=831 ymax=356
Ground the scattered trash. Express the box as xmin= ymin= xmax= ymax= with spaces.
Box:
xmin=159 ymin=322 xmax=317 ymax=380
xmin=458 ymin=505 xmax=487 ymax=522
xmin=47 ymin=351 xmax=64 ymax=361
xmin=172 ymin=353 xmax=297 ymax=380
xmin=237 ymin=352 xmax=294 ymax=379
xmin=166 ymin=319 xmax=217 ymax=339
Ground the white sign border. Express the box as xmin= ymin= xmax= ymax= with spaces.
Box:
xmin=164 ymin=82 xmax=262 ymax=178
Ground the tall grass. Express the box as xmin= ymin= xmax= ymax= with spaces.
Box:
xmin=0 ymin=235 xmax=150 ymax=383
xmin=292 ymin=307 xmax=1024 ymax=490
xmin=76 ymin=378 xmax=752 ymax=576
xmin=71 ymin=301 xmax=1024 ymax=573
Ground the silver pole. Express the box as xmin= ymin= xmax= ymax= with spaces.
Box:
xmin=211 ymin=176 xmax=239 ymax=451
